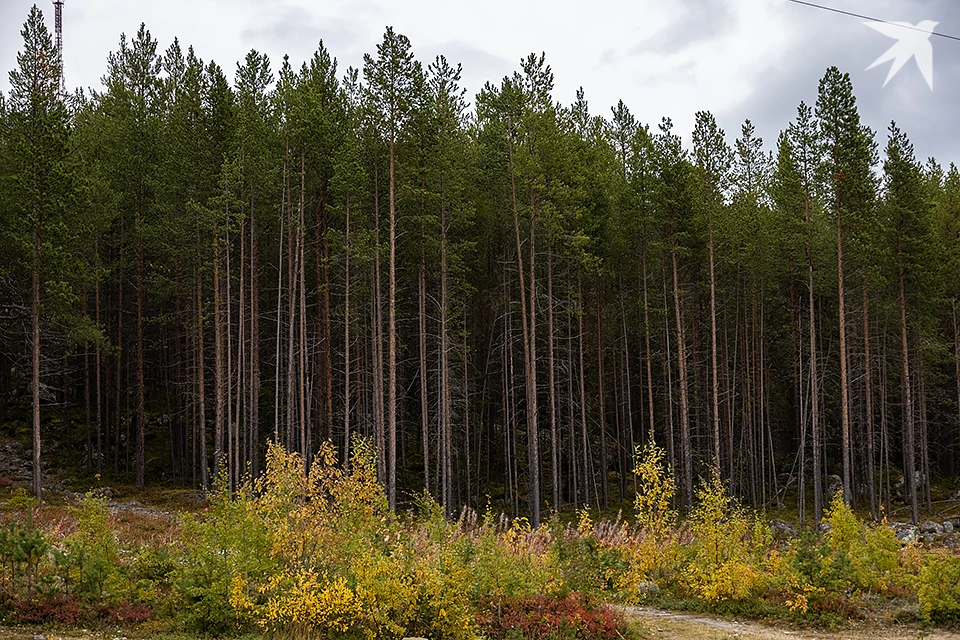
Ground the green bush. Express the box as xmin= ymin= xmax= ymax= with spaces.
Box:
xmin=919 ymin=551 xmax=960 ymax=625
xmin=175 ymin=479 xmax=275 ymax=635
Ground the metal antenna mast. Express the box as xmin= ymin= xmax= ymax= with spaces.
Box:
xmin=53 ymin=0 xmax=64 ymax=92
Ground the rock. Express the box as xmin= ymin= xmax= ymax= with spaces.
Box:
xmin=921 ymin=520 xmax=944 ymax=535
xmin=126 ymin=499 xmax=142 ymax=507
xmin=34 ymin=635 xmax=46 ymax=640
xmin=92 ymin=486 xmax=114 ymax=498
xmin=894 ymin=524 xmax=918 ymax=544
xmin=944 ymin=521 xmax=954 ymax=534
xmin=769 ymin=519 xmax=797 ymax=540
xmin=818 ymin=522 xmax=833 ymax=533
xmin=825 ymin=475 xmax=843 ymax=498
xmin=636 ymin=581 xmax=660 ymax=596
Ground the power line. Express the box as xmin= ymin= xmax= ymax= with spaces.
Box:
xmin=785 ymin=0 xmax=960 ymax=43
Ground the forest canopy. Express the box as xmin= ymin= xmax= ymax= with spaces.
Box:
xmin=2 ymin=5 xmax=959 ymax=530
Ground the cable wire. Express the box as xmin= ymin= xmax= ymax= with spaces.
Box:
xmin=785 ymin=0 xmax=960 ymax=43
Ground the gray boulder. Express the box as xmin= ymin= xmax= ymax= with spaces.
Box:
xmin=770 ymin=519 xmax=797 ymax=540
xmin=825 ymin=475 xmax=843 ymax=498
xmin=893 ymin=524 xmax=918 ymax=544
xmin=921 ymin=520 xmax=944 ymax=535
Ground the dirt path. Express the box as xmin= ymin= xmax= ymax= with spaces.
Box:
xmin=621 ymin=606 xmax=960 ymax=640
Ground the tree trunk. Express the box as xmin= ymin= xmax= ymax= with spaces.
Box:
xmin=671 ymin=245 xmax=693 ymax=511
xmin=709 ymin=227 xmax=721 ymax=472
xmin=837 ymin=210 xmax=852 ymax=505
xmin=642 ymin=255 xmax=655 ymax=443
xmin=215 ymin=211 xmax=226 ymax=482
xmin=136 ymin=228 xmax=146 ymax=489
xmin=344 ymin=196 xmax=352 ymax=468
xmin=863 ymin=284 xmax=876 ymax=518
xmin=250 ymin=197 xmax=260 ymax=478
xmin=807 ymin=193 xmax=823 ymax=522
xmin=898 ymin=262 xmax=918 ymax=524
xmin=597 ymin=290 xmax=608 ymax=509
xmin=547 ymin=237 xmax=559 ymax=510
xmin=441 ymin=194 xmax=453 ymax=514
xmin=31 ymin=225 xmax=41 ymax=500
xmin=388 ymin=133 xmax=398 ymax=511
xmin=95 ymin=264 xmax=103 ymax=476
xmin=419 ymin=255 xmax=430 ymax=495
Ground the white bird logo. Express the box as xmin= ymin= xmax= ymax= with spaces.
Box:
xmin=864 ymin=20 xmax=937 ymax=90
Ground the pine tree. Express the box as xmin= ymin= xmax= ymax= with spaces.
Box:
xmin=815 ymin=67 xmax=876 ymax=506
xmin=883 ymin=122 xmax=932 ymax=525
xmin=364 ymin=27 xmax=421 ymax=510
xmin=692 ymin=111 xmax=731 ymax=473
xmin=5 ymin=6 xmax=76 ymax=499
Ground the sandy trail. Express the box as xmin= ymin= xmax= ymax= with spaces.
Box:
xmin=621 ymin=606 xmax=960 ymax=640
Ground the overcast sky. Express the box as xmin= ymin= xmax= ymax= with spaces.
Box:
xmin=1 ymin=0 xmax=957 ymax=165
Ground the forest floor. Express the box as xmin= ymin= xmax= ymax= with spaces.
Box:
xmin=623 ymin=606 xmax=960 ymax=640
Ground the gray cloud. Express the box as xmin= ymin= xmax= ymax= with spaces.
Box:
xmin=722 ymin=0 xmax=960 ymax=166
xmin=630 ymin=0 xmax=737 ymax=55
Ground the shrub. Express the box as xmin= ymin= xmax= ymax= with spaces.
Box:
xmin=822 ymin=492 xmax=900 ymax=593
xmin=175 ymin=476 xmax=275 ymax=635
xmin=53 ymin=493 xmax=118 ymax=599
xmin=919 ymin=551 xmax=960 ymax=625
xmin=476 ymin=592 xmax=623 ymax=640
xmin=684 ymin=472 xmax=769 ymax=604
xmin=617 ymin=443 xmax=685 ymax=601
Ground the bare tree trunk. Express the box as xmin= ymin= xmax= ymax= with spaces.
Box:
xmin=881 ymin=332 xmax=891 ymax=513
xmin=662 ymin=269 xmax=677 ymax=497
xmin=671 ymin=245 xmax=692 ymax=511
xmin=527 ymin=191 xmax=540 ymax=526
xmin=212 ymin=215 xmax=225 ymax=479
xmin=898 ymin=262 xmax=918 ymax=524
xmin=274 ymin=156 xmax=286 ymax=445
xmin=837 ymin=210 xmax=852 ymax=505
xmin=419 ymin=256 xmax=430 ymax=495
xmin=620 ymin=294 xmax=635 ymax=490
xmin=919 ymin=362 xmax=931 ymax=513
xmin=286 ymin=158 xmax=298 ymax=452
xmin=955 ymin=301 xmax=960 ymax=477
xmin=508 ymin=136 xmax=539 ymax=525
xmin=298 ymin=154 xmax=309 ymax=471
xmin=597 ymin=290 xmax=608 ymax=509
xmin=235 ymin=218 xmax=245 ymax=490
xmin=567 ymin=295 xmax=578 ymax=509
xmin=344 ymin=196 xmax=352 ymax=468
xmin=136 ymin=222 xmax=146 ymax=489
xmin=95 ymin=264 xmax=103 ymax=476
xmin=250 ymin=198 xmax=260 ymax=478
xmin=642 ymin=255 xmax=655 ymax=443
xmin=373 ymin=163 xmax=385 ymax=483
xmin=709 ymin=227 xmax=721 ymax=472
xmin=195 ymin=248 xmax=207 ymax=490
xmin=863 ymin=285 xmax=876 ymax=518
xmin=441 ymin=196 xmax=454 ymax=513
xmin=387 ymin=133 xmax=398 ymax=511
xmin=807 ymin=199 xmax=823 ymax=522
xmin=115 ymin=251 xmax=124 ymax=474
xmin=31 ymin=225 xmax=41 ymax=500
xmin=547 ymin=238 xmax=559 ymax=510
xmin=578 ymin=276 xmax=592 ymax=510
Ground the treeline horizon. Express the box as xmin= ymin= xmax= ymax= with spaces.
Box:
xmin=2 ymin=5 xmax=959 ymax=527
